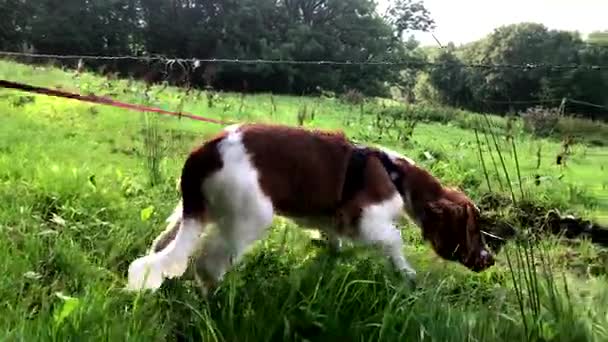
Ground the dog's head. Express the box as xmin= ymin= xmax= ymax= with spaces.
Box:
xmin=420 ymin=191 xmax=495 ymax=272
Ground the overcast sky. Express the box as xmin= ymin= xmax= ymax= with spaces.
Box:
xmin=377 ymin=0 xmax=608 ymax=46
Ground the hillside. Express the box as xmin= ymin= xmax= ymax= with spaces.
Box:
xmin=1 ymin=60 xmax=608 ymax=341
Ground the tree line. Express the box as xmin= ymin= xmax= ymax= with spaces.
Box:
xmin=1 ymin=0 xmax=607 ymax=119
xmin=416 ymin=24 xmax=608 ymax=119
xmin=0 ymin=0 xmax=433 ymax=97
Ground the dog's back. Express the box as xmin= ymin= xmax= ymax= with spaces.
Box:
xmin=233 ymin=123 xmax=355 ymax=217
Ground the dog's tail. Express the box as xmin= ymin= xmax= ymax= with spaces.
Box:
xmin=147 ymin=135 xmax=225 ymax=254
xmin=148 ymin=200 xmax=183 ymax=254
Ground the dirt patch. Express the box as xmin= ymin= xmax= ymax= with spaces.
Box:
xmin=476 ymin=192 xmax=608 ymax=252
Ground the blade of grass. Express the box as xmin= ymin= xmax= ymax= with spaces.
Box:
xmin=511 ymin=136 xmax=525 ymax=201
xmin=474 ymin=129 xmax=493 ymax=193
xmin=481 ymin=121 xmax=505 ymax=192
xmin=482 ymin=113 xmax=516 ymax=203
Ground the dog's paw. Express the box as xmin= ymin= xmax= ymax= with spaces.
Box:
xmin=310 ymin=238 xmax=342 ymax=255
xmin=163 ymin=255 xmax=190 ymax=279
xmin=194 ymin=269 xmax=218 ymax=299
xmin=126 ymin=255 xmax=164 ymax=291
xmin=402 ymin=270 xmax=417 ymax=290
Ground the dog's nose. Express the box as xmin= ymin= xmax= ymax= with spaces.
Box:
xmin=480 ymin=249 xmax=495 ymax=268
xmin=484 ymin=254 xmax=495 ymax=267
xmin=487 ymin=256 xmax=495 ymax=266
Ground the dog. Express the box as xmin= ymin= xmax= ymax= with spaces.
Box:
xmin=126 ymin=123 xmax=495 ymax=293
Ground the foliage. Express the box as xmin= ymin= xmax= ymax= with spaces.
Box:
xmin=521 ymin=106 xmax=560 ymax=138
xmin=385 ymin=0 xmax=435 ymax=38
xmin=421 ymin=23 xmax=608 ymax=121
xmin=339 ymin=89 xmax=366 ymax=106
xmin=588 ymin=31 xmax=608 ymax=47
xmin=0 ymin=0 xmax=434 ymax=98
xmin=426 ymin=44 xmax=471 ymax=107
xmin=2 ymin=2 xmax=607 ymax=121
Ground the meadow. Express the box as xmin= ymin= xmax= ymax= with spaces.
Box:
xmin=1 ymin=59 xmax=608 ymax=341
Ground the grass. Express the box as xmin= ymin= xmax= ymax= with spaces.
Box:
xmin=1 ymin=59 xmax=608 ymax=341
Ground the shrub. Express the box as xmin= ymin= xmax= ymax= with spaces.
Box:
xmin=555 ymin=115 xmax=608 ymax=146
xmin=521 ymin=106 xmax=560 ymax=137
xmin=340 ymin=89 xmax=365 ymax=106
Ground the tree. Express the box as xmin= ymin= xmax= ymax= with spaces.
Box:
xmin=426 ymin=44 xmax=471 ymax=107
xmin=385 ymin=0 xmax=435 ymax=39
xmin=0 ymin=0 xmax=31 ymax=50
xmin=588 ymin=31 xmax=608 ymax=47
xmin=425 ymin=23 xmax=601 ymax=115
xmin=463 ymin=23 xmax=560 ymax=112
xmin=418 ymin=22 xmax=608 ymax=119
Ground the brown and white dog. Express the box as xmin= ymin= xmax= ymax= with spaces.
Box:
xmin=126 ymin=123 xmax=495 ymax=292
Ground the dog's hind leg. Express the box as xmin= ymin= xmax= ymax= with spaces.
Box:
xmin=126 ymin=149 xmax=211 ymax=291
xmin=318 ymin=229 xmax=343 ymax=254
xmin=127 ymin=216 xmax=206 ymax=291
xmin=193 ymin=203 xmax=274 ymax=295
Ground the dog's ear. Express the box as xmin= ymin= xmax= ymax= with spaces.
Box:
xmin=420 ymin=199 xmax=463 ymax=261
xmin=465 ymin=204 xmax=480 ymax=250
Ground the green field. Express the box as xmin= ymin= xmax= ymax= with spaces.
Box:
xmin=1 ymin=60 xmax=608 ymax=341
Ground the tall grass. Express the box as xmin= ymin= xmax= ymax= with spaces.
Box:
xmin=474 ymin=110 xmax=595 ymax=341
xmin=1 ymin=59 xmax=608 ymax=341
xmin=142 ymin=111 xmax=163 ymax=186
xmin=367 ymin=102 xmax=608 ymax=147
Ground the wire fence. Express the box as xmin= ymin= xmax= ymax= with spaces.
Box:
xmin=2 ymin=49 xmax=608 ymax=114
xmin=2 ymin=50 xmax=608 ymax=71
xmin=2 ymin=49 xmax=608 ymax=111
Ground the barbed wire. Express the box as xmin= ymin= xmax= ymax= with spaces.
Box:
xmin=480 ymin=99 xmax=563 ymax=104
xmin=1 ymin=50 xmax=608 ymax=71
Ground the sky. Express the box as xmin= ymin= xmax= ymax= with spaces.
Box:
xmin=377 ymin=0 xmax=608 ymax=46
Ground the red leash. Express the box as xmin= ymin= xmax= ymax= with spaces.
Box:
xmin=0 ymin=79 xmax=232 ymax=125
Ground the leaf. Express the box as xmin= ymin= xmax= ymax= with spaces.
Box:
xmin=140 ymin=205 xmax=155 ymax=222
xmin=88 ymin=174 xmax=97 ymax=187
xmin=53 ymin=292 xmax=80 ymax=326
xmin=23 ymin=271 xmax=42 ymax=280
xmin=50 ymin=213 xmax=66 ymax=227
xmin=38 ymin=229 xmax=59 ymax=236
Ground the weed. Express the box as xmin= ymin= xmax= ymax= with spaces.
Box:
xmin=141 ymin=112 xmax=164 ymax=186
xmin=521 ymin=106 xmax=560 ymax=138
xmin=296 ymin=104 xmax=308 ymax=126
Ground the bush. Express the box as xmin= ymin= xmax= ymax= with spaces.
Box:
xmin=555 ymin=115 xmax=608 ymax=146
xmin=339 ymin=89 xmax=365 ymax=106
xmin=519 ymin=106 xmax=608 ymax=145
xmin=521 ymin=106 xmax=560 ymax=137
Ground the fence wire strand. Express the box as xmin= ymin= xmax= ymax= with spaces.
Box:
xmin=1 ymin=50 xmax=608 ymax=71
